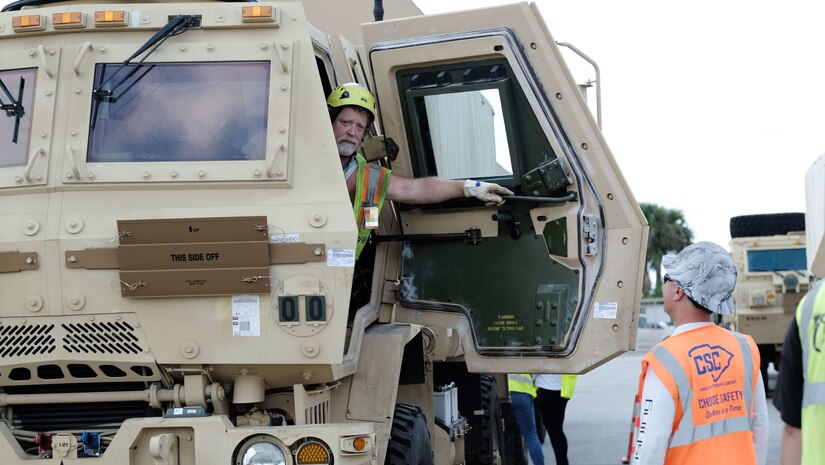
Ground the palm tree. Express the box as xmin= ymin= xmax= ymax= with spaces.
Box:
xmin=640 ymin=203 xmax=694 ymax=296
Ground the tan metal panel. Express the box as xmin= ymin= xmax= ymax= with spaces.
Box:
xmin=117 ymin=242 xmax=269 ymax=271
xmin=119 ymin=268 xmax=270 ymax=298
xmin=116 ymin=216 xmax=269 ymax=245
xmin=0 ymin=251 xmax=39 ymax=273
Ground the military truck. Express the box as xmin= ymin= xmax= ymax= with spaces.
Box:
xmin=727 ymin=213 xmax=808 ymax=390
xmin=0 ymin=1 xmax=648 ymax=464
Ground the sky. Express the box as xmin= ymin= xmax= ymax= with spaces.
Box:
xmin=2 ymin=0 xmax=823 ymax=250
xmin=411 ymin=0 xmax=825 ymax=250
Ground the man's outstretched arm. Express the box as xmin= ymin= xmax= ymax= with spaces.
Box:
xmin=387 ymin=176 xmax=513 ymax=206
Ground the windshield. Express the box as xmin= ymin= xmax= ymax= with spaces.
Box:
xmin=747 ymin=248 xmax=807 ymax=272
xmin=0 ymin=68 xmax=36 ymax=167
xmin=87 ymin=61 xmax=270 ymax=163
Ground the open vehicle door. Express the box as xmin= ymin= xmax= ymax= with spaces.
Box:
xmin=362 ymin=2 xmax=648 ymax=373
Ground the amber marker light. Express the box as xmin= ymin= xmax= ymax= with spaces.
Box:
xmin=11 ymin=15 xmax=45 ymax=32
xmin=352 ymin=437 xmax=366 ymax=451
xmin=94 ymin=10 xmax=127 ymax=26
xmin=295 ymin=440 xmax=331 ymax=465
xmin=341 ymin=435 xmax=372 ymax=454
xmin=241 ymin=5 xmax=274 ymax=22
xmin=53 ymin=12 xmax=85 ymax=28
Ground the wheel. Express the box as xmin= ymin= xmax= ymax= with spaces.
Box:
xmin=729 ymin=213 xmax=805 ymax=238
xmin=758 ymin=345 xmax=775 ymax=397
xmin=466 ymin=375 xmax=507 ymax=465
xmin=385 ymin=403 xmax=434 ymax=465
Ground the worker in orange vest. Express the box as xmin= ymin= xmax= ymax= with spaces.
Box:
xmin=632 ymin=242 xmax=769 ymax=465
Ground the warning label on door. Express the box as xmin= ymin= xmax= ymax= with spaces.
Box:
xmin=593 ymin=301 xmax=618 ymax=319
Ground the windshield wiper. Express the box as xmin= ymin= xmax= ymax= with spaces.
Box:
xmin=0 ymin=76 xmax=25 ymax=144
xmin=91 ymin=15 xmax=199 ymax=127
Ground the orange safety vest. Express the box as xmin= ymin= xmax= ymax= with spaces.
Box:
xmin=637 ymin=324 xmax=760 ymax=464
xmin=344 ymin=154 xmax=391 ymax=259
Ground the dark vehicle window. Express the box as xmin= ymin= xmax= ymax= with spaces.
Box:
xmin=0 ymin=67 xmax=36 ymax=168
xmin=87 ymin=62 xmax=270 ymax=163
xmin=747 ymin=248 xmax=807 ymax=272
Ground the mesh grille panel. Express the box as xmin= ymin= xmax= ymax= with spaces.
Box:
xmin=0 ymin=319 xmax=145 ymax=359
xmin=0 ymin=324 xmax=56 ymax=358
xmin=62 ymin=321 xmax=143 ymax=355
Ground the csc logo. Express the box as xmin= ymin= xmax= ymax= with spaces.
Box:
xmin=688 ymin=344 xmax=734 ymax=382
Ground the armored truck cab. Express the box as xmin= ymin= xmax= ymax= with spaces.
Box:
xmin=0 ymin=1 xmax=648 ymax=464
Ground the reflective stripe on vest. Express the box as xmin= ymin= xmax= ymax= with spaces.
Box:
xmin=350 ymin=154 xmax=391 ymax=259
xmin=648 ymin=329 xmax=756 ymax=449
xmin=508 ymin=374 xmax=537 ymax=398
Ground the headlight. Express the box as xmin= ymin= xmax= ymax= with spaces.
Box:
xmin=236 ymin=435 xmax=287 ymax=465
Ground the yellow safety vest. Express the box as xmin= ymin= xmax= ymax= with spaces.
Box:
xmin=797 ymin=280 xmax=825 ymax=465
xmin=508 ymin=374 xmax=537 ymax=398
xmin=561 ymin=374 xmax=577 ymax=399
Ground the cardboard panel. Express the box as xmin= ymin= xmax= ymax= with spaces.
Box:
xmin=117 ymin=242 xmax=269 ymax=271
xmin=116 ymin=216 xmax=269 ymax=245
xmin=119 ymin=268 xmax=270 ymax=297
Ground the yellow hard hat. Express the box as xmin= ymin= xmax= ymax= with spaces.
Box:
xmin=327 ymin=83 xmax=376 ymax=120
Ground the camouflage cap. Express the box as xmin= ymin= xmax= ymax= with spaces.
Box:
xmin=662 ymin=241 xmax=737 ymax=315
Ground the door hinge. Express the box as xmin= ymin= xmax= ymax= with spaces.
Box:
xmin=583 ymin=214 xmax=599 ymax=256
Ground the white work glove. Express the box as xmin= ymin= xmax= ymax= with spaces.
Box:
xmin=463 ymin=179 xmax=514 ymax=206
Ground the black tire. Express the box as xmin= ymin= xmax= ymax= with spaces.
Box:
xmin=385 ymin=403 xmax=434 ymax=465
xmin=466 ymin=375 xmax=507 ymax=465
xmin=758 ymin=345 xmax=775 ymax=398
xmin=729 ymin=213 xmax=805 ymax=238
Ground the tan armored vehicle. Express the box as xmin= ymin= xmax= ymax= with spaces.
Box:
xmin=727 ymin=213 xmax=808 ymax=390
xmin=0 ymin=1 xmax=647 ymax=463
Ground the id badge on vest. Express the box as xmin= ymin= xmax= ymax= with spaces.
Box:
xmin=363 ymin=204 xmax=379 ymax=229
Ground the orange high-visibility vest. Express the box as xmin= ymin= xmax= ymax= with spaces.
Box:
xmin=344 ymin=154 xmax=391 ymax=259
xmin=637 ymin=324 xmax=760 ymax=464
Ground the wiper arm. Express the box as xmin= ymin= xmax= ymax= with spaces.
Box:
xmin=0 ymin=76 xmax=25 ymax=144
xmin=91 ymin=15 xmax=199 ymax=127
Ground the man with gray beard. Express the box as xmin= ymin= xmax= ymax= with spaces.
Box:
xmin=327 ymin=83 xmax=512 ymax=259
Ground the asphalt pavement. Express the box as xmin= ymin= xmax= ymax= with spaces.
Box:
xmin=541 ymin=327 xmax=783 ymax=465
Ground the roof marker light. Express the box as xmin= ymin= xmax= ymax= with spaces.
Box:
xmin=53 ymin=12 xmax=85 ymax=29
xmin=12 ymin=15 xmax=46 ymax=32
xmin=242 ymin=6 xmax=274 ymax=22
xmin=94 ymin=10 xmax=128 ymax=27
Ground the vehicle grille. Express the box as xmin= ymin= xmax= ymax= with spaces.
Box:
xmin=0 ymin=321 xmax=143 ymax=358
xmin=62 ymin=321 xmax=143 ymax=355
xmin=12 ymin=401 xmax=160 ymax=431
xmin=0 ymin=315 xmax=156 ymax=386
xmin=6 ymin=383 xmax=161 ymax=432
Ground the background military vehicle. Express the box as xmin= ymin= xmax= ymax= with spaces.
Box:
xmin=726 ymin=213 xmax=808 ymax=392
xmin=0 ymin=0 xmax=648 ymax=463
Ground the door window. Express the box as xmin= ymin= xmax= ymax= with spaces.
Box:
xmin=0 ymin=68 xmax=37 ymax=168
xmin=424 ymin=89 xmax=512 ymax=179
